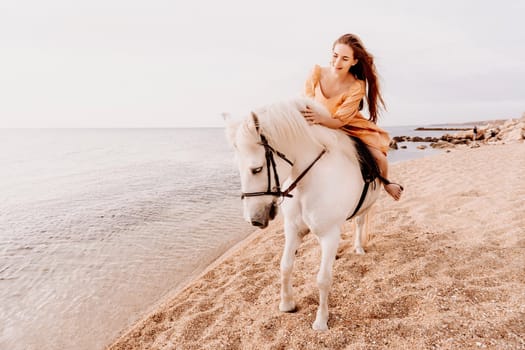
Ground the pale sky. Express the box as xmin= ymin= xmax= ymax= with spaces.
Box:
xmin=1 ymin=0 xmax=523 ymax=127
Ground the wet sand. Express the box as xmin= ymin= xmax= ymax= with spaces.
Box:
xmin=108 ymin=143 xmax=525 ymax=350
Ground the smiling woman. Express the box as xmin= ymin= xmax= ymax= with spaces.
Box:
xmin=302 ymin=33 xmax=404 ymax=201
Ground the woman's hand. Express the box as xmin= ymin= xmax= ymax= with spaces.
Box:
xmin=301 ymin=105 xmax=325 ymax=125
xmin=301 ymin=104 xmax=347 ymax=129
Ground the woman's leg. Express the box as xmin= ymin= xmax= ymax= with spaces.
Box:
xmin=367 ymin=146 xmax=403 ymax=200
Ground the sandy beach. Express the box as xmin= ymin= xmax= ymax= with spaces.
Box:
xmin=107 ymin=142 xmax=525 ymax=350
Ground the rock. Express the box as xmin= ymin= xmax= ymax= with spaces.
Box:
xmin=484 ymin=128 xmax=500 ymax=140
xmin=500 ymin=121 xmax=525 ymax=142
xmin=503 ymin=118 xmax=518 ymax=129
xmin=400 ymin=145 xmax=407 ymax=149
xmin=392 ymin=136 xmax=407 ymax=142
xmin=441 ymin=134 xmax=454 ymax=142
xmin=453 ymin=131 xmax=470 ymax=139
xmin=389 ymin=139 xmax=398 ymax=150
xmin=417 ymin=145 xmax=427 ymax=150
xmin=473 ymin=131 xmax=485 ymax=141
xmin=430 ymin=140 xmax=454 ymax=149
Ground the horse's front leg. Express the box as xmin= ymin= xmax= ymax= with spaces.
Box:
xmin=279 ymin=221 xmax=305 ymax=313
xmin=313 ymin=228 xmax=340 ymax=330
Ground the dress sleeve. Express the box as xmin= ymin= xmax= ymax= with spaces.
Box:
xmin=333 ymin=81 xmax=366 ymax=124
xmin=304 ymin=65 xmax=321 ymax=98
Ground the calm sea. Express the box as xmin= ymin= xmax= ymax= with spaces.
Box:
xmin=0 ymin=126 xmax=448 ymax=350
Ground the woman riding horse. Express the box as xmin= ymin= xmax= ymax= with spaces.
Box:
xmin=301 ymin=33 xmax=403 ymax=200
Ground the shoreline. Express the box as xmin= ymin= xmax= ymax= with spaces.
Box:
xmin=107 ymin=142 xmax=525 ymax=349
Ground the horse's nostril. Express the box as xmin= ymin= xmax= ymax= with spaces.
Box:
xmin=269 ymin=203 xmax=278 ymax=220
xmin=251 ymin=220 xmax=264 ymax=227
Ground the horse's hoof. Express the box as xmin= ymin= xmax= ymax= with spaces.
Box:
xmin=312 ymin=320 xmax=328 ymax=331
xmin=279 ymin=301 xmax=297 ymax=313
xmin=355 ymin=247 xmax=365 ymax=255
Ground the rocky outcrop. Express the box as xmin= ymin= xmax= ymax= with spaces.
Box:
xmin=392 ymin=135 xmax=440 ymax=143
xmin=389 ymin=115 xmax=525 ymax=150
xmin=439 ymin=115 xmax=525 ymax=148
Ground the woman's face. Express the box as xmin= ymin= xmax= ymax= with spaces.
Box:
xmin=330 ymin=43 xmax=357 ymax=75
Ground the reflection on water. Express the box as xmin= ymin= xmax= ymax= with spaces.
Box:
xmin=0 ymin=129 xmax=253 ymax=350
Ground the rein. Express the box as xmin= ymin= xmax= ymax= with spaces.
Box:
xmin=240 ymin=112 xmax=326 ymax=200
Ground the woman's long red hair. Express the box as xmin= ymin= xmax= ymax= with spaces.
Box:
xmin=334 ymin=34 xmax=385 ymax=123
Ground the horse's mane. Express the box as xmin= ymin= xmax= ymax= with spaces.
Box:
xmin=238 ymin=97 xmax=359 ymax=164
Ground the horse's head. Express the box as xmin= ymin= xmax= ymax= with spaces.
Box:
xmin=224 ymin=112 xmax=284 ymax=229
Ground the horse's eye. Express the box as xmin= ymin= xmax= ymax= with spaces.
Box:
xmin=251 ymin=166 xmax=263 ymax=175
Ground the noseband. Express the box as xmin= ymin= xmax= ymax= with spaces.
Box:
xmin=240 ymin=112 xmax=326 ymax=200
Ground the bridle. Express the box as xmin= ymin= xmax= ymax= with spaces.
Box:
xmin=240 ymin=112 xmax=326 ymax=200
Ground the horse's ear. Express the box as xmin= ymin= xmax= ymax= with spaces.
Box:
xmin=223 ymin=113 xmax=240 ymax=147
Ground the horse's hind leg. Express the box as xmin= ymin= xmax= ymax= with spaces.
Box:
xmin=279 ymin=221 xmax=306 ymax=313
xmin=313 ymin=228 xmax=340 ymax=331
xmin=354 ymin=213 xmax=368 ymax=255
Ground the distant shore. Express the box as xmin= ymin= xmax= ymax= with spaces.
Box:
xmin=414 ymin=127 xmax=471 ymax=131
xmin=107 ymin=141 xmax=525 ymax=349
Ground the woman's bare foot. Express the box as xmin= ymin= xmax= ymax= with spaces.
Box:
xmin=366 ymin=146 xmax=404 ymax=200
xmin=384 ymin=183 xmax=403 ymax=201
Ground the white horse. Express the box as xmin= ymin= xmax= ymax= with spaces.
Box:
xmin=224 ymin=97 xmax=381 ymax=330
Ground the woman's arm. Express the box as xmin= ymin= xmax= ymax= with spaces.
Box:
xmin=302 ymin=105 xmax=346 ymax=129
xmin=303 ymin=81 xmax=365 ymax=128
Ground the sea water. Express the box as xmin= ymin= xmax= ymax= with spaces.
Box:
xmin=0 ymin=126 xmax=447 ymax=350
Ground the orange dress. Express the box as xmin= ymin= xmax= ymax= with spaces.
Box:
xmin=304 ymin=65 xmax=390 ymax=155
